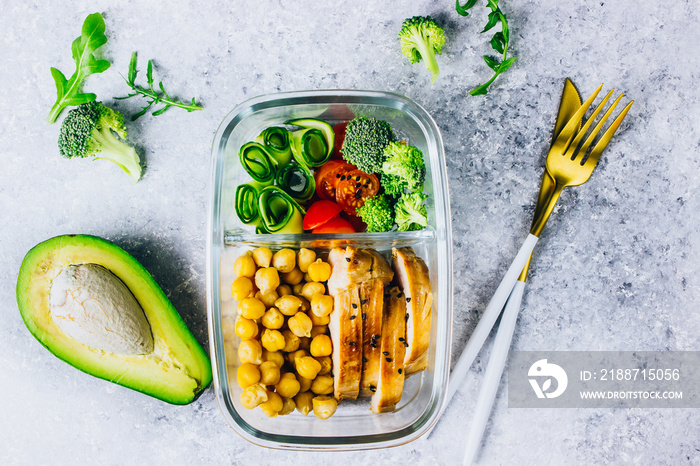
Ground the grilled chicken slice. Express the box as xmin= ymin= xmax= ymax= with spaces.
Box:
xmin=328 ymin=284 xmax=363 ymax=400
xmin=327 ymin=247 xmax=374 ymax=297
xmin=358 ymin=254 xmax=393 ymax=396
xmin=371 ymin=286 xmax=407 ymax=413
xmin=392 ymin=247 xmax=432 ymax=375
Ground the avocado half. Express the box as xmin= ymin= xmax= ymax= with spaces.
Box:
xmin=16 ymin=235 xmax=213 ymax=405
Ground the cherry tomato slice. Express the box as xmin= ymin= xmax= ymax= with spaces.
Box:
xmin=314 ymin=160 xmax=356 ymax=201
xmin=312 ymin=216 xmax=356 ymax=234
xmin=303 ymin=200 xmax=344 ymax=230
xmin=331 ymin=122 xmax=348 ymax=160
xmin=336 ymin=169 xmax=380 ymax=215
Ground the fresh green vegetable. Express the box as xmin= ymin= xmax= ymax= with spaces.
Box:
xmin=239 ymin=142 xmax=277 ymax=185
xmin=398 ymin=16 xmax=446 ymax=84
xmin=456 ymin=0 xmax=517 ymax=96
xmin=275 ymin=162 xmax=315 ymax=203
xmin=381 ymin=142 xmax=426 ymax=197
xmin=58 ymin=101 xmax=141 ymax=182
xmin=286 ymin=119 xmax=334 ymax=164
xmin=356 ymin=195 xmax=394 ymax=232
xmin=235 ymin=182 xmax=262 ymax=225
xmin=288 ymin=118 xmax=334 ymax=168
xmin=395 ymin=192 xmax=428 ymax=231
xmin=257 ymin=186 xmax=306 ymax=234
xmin=115 ymin=52 xmax=203 ymax=120
xmin=47 ymin=13 xmax=110 ymax=124
xmin=256 ymin=126 xmax=293 ymax=166
xmin=341 ymin=117 xmax=396 ymax=174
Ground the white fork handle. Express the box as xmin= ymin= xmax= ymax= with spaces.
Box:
xmin=463 ymin=281 xmax=525 ymax=465
xmin=447 ymin=233 xmax=538 ymax=404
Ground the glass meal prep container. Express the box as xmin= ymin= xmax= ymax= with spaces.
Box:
xmin=206 ymin=90 xmax=453 ymax=450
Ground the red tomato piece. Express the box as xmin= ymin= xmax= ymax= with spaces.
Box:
xmin=335 ymin=170 xmax=380 ymax=215
xmin=303 ymin=200 xmax=344 ymax=230
xmin=314 ymin=160 xmax=356 ymax=201
xmin=331 ymin=122 xmax=348 ymax=160
xmin=312 ymin=216 xmax=356 ymax=234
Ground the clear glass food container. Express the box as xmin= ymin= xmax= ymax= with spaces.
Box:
xmin=206 ymin=90 xmax=453 ymax=450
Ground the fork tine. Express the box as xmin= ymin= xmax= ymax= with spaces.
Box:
xmin=583 ymin=100 xmax=634 ymax=169
xmin=564 ymin=88 xmax=615 ymax=160
xmin=577 ymin=93 xmax=623 ymax=160
xmin=551 ymin=83 xmax=604 ymax=153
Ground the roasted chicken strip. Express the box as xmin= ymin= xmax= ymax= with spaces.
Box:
xmin=328 ymin=285 xmax=363 ymax=400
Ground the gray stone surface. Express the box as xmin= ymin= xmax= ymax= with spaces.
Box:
xmin=1 ymin=0 xmax=698 ymax=464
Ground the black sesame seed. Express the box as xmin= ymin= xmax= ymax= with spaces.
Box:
xmin=348 ymin=341 xmax=356 ymax=346
xmin=349 ymin=315 xmax=356 ymax=320
xmin=352 ymin=303 xmax=357 ymax=309
xmin=362 ymin=313 xmax=367 ymax=320
xmin=361 ymin=299 xmax=368 ymax=305
xmin=336 ymin=173 xmax=341 ymax=178
xmin=364 ymin=184 xmax=369 ymax=189
xmin=355 ymin=176 xmax=361 ymax=181
xmin=340 ymin=175 xmax=346 ymax=181
xmin=383 ymin=351 xmax=389 ymax=356
xmin=355 ymin=182 xmax=361 ymax=188
xmin=355 ymin=191 xmax=362 ymax=199
xmin=362 ymin=357 xmax=368 ymax=363
xmin=405 ymin=314 xmax=409 ymax=321
xmin=369 ymin=385 xmax=376 ymax=392
xmin=386 ymin=357 xmax=392 ymax=363
xmin=346 ymin=257 xmax=351 ymax=262
xmin=403 ymin=341 xmax=409 ymax=347
xmin=406 ymin=297 xmax=411 ymax=303
xmin=398 ymin=337 xmax=405 ymax=342
xmin=368 ymin=267 xmax=373 ymax=272
xmin=370 ymin=342 xmax=377 ymax=348
xmin=398 ymin=369 xmax=403 ymax=374
xmin=397 ymin=292 xmax=403 ymax=298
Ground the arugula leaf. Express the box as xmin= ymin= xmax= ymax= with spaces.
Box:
xmin=455 ymin=0 xmax=517 ymax=96
xmin=47 ymin=13 xmax=110 ymax=123
xmin=115 ymin=52 xmax=203 ymax=120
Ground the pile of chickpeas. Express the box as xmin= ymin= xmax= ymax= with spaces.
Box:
xmin=230 ymin=246 xmax=338 ymax=420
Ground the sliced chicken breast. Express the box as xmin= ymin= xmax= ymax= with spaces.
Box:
xmin=328 ymin=284 xmax=363 ymax=400
xmin=392 ymin=247 xmax=432 ymax=375
xmin=370 ymin=286 xmax=407 ymax=413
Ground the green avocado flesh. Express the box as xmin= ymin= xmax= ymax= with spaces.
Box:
xmin=16 ymin=235 xmax=212 ymax=405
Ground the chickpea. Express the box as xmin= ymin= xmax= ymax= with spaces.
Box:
xmin=261 ymin=350 xmax=285 ymax=368
xmin=301 ymin=282 xmax=325 ymax=301
xmin=286 ymin=349 xmax=309 ymax=367
xmin=307 ymin=259 xmax=332 ymax=282
xmin=298 ymin=296 xmax=311 ymax=313
xmin=261 ymin=307 xmax=285 ymax=330
xmin=303 ymin=272 xmax=313 ymax=283
xmin=310 ymin=326 xmax=328 ymax=338
xmin=316 ymin=356 xmax=332 ymax=375
xmin=238 ymin=297 xmax=265 ymax=320
xmin=234 ymin=253 xmax=256 ymax=278
xmin=298 ymin=336 xmax=311 ymax=351
xmin=296 ymin=356 xmax=322 ymax=380
xmin=222 ymin=316 xmax=236 ymax=341
xmin=276 ymin=284 xmax=292 ymax=296
xmin=310 ymin=294 xmax=334 ymax=317
xmin=260 ymin=329 xmax=286 ymax=352
xmin=256 ymin=289 xmax=279 ymax=308
xmin=288 ymin=312 xmax=313 ymax=338
xmin=281 ymin=267 xmax=304 ymax=285
xmin=311 ymin=375 xmax=334 ymax=395
xmin=312 ymin=396 xmax=338 ymax=420
xmin=238 ymin=339 xmax=263 ymax=365
xmin=255 ymin=267 xmax=280 ymax=296
xmin=297 ymin=248 xmax=316 ymax=273
xmin=275 ymin=295 xmax=303 ymax=316
xmin=235 ymin=316 xmax=258 ymax=340
xmin=297 ymin=374 xmax=313 ymax=393
xmin=272 ymin=248 xmax=296 ymax=273
xmin=310 ymin=334 xmax=333 ymax=357
xmin=275 ymin=372 xmax=301 ymax=398
xmin=240 ymin=384 xmax=268 ymax=409
xmin=294 ymin=391 xmax=314 ymax=416
xmin=259 ymin=361 xmax=281 ymax=385
xmin=281 ymin=329 xmax=301 ymax=353
xmin=292 ymin=283 xmax=305 ymax=296
xmin=231 ymin=276 xmax=253 ymax=300
xmin=259 ymin=391 xmax=283 ymax=417
xmin=236 ymin=363 xmax=261 ymax=388
xmin=278 ymin=397 xmax=296 ymax=416
xmin=309 ymin=310 xmax=330 ymax=326
xmin=252 ymin=247 xmax=273 ymax=268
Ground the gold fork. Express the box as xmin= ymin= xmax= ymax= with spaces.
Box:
xmin=460 ymin=87 xmax=634 ymax=464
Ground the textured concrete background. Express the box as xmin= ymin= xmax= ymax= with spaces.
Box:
xmin=1 ymin=0 xmax=698 ymax=464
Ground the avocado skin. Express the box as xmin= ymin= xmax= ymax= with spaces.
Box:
xmin=16 ymin=235 xmax=213 ymax=405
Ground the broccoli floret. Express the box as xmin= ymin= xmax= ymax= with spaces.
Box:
xmin=58 ymin=101 xmax=142 ymax=182
xmin=399 ymin=16 xmax=446 ymax=84
xmin=381 ymin=142 xmax=426 ymax=197
xmin=395 ymin=192 xmax=428 ymax=232
xmin=356 ymin=195 xmax=394 ymax=232
xmin=341 ymin=117 xmax=396 ymax=174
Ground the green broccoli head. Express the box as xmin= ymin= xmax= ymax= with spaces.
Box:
xmin=58 ymin=102 xmax=141 ymax=182
xmin=341 ymin=117 xmax=396 ymax=174
xmin=399 ymin=16 xmax=445 ymax=83
xmin=395 ymin=192 xmax=428 ymax=232
xmin=356 ymin=195 xmax=395 ymax=232
xmin=381 ymin=142 xmax=426 ymax=196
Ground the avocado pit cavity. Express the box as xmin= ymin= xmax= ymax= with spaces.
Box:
xmin=49 ymin=263 xmax=154 ymax=355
